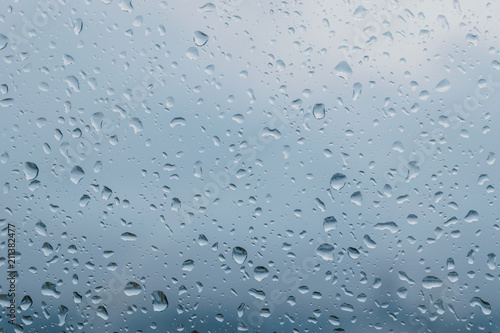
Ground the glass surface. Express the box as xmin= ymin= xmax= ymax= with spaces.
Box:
xmin=1 ymin=0 xmax=500 ymax=332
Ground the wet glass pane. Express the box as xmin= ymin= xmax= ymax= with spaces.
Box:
xmin=1 ymin=0 xmax=499 ymax=332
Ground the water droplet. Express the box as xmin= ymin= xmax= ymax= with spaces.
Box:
xmin=330 ymin=173 xmax=346 ymax=190
xmin=334 ymin=61 xmax=352 ymax=80
xmin=328 ymin=315 xmax=340 ymax=326
xmin=65 ymin=75 xmax=80 ymax=92
xmin=182 ymin=259 xmax=195 ymax=271
xmin=397 ymin=287 xmax=408 ymax=299
xmin=24 ymin=162 xmax=39 ymax=180
xmin=374 ymin=222 xmax=399 ymax=233
xmin=0 ymin=98 xmax=14 ymax=108
xmin=353 ymin=5 xmax=368 ymax=19
xmin=73 ymin=18 xmax=83 ymax=35
xmin=198 ymin=234 xmax=208 ymax=246
xmin=232 ymin=246 xmax=248 ymax=264
xmin=194 ymin=31 xmax=209 ymax=46
xmin=152 ymin=291 xmax=169 ymax=311
xmin=35 ymin=221 xmax=47 ymax=236
xmin=312 ymin=103 xmax=326 ymax=119
xmin=470 ymin=297 xmax=491 ymax=315
xmin=170 ymin=117 xmax=186 ymax=127
xmin=262 ymin=127 xmax=281 ymax=139
xmin=57 ymin=305 xmax=69 ymax=326
xmin=121 ymin=232 xmax=137 ymax=241
xmin=316 ymin=243 xmax=335 ymax=261
xmin=347 ymin=247 xmax=360 ymax=259
xmin=96 ymin=305 xmax=109 ymax=319
xmin=350 ymin=191 xmax=363 ymax=206
xmin=407 ymin=214 xmax=418 ymax=225
xmin=28 ymin=180 xmax=40 ymax=191
xmin=129 ymin=117 xmax=143 ymax=133
xmin=447 ymin=271 xmax=459 ymax=282
xmin=20 ymin=296 xmax=33 ymax=310
xmin=41 ymin=282 xmax=61 ymax=298
xmin=186 ymin=47 xmax=199 ymax=60
xmin=254 ymin=266 xmax=269 ymax=281
xmin=79 ymin=194 xmax=90 ymax=207
xmin=70 ymin=166 xmax=85 ymax=184
xmin=353 ymin=82 xmax=362 ymax=101
xmin=0 ymin=152 xmax=9 ymax=164
xmin=323 ymin=216 xmax=337 ymax=232
xmin=422 ymin=276 xmax=443 ymax=289
xmin=124 ymin=282 xmax=142 ymax=296
xmin=38 ymin=82 xmax=49 ymax=92
xmin=363 ymin=235 xmax=377 ymax=248
xmin=198 ymin=2 xmax=215 ymax=12
xmin=464 ymin=210 xmax=479 ymax=223
xmin=436 ymin=79 xmax=451 ymax=92
xmin=0 ymin=34 xmax=8 ymax=50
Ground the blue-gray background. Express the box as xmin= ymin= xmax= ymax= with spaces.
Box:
xmin=1 ymin=0 xmax=500 ymax=332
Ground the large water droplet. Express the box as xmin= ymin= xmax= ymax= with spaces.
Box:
xmin=170 ymin=117 xmax=186 ymax=127
xmin=323 ymin=216 xmax=337 ymax=232
xmin=70 ymin=166 xmax=85 ymax=184
xmin=350 ymin=191 xmax=363 ymax=206
xmin=20 ymin=295 xmax=33 ymax=311
xmin=151 ymin=291 xmax=169 ymax=311
xmin=186 ymin=47 xmax=199 ymax=60
xmin=121 ymin=232 xmax=137 ymax=241
xmin=35 ymin=221 xmax=47 ymax=236
xmin=73 ymin=18 xmax=83 ymax=35
xmin=124 ymin=282 xmax=142 ymax=296
xmin=436 ymin=79 xmax=451 ymax=92
xmin=96 ymin=305 xmax=109 ymax=320
xmin=316 ymin=243 xmax=335 ymax=261
xmin=374 ymin=221 xmax=399 ymax=233
xmin=312 ymin=103 xmax=326 ymax=119
xmin=194 ymin=31 xmax=209 ymax=46
xmin=0 ymin=34 xmax=8 ymax=50
xmin=0 ymin=152 xmax=8 ymax=164
xmin=182 ymin=259 xmax=195 ymax=271
xmin=334 ymin=61 xmax=352 ymax=80
xmin=129 ymin=117 xmax=143 ymax=133
xmin=470 ymin=297 xmax=491 ymax=315
xmin=41 ymin=282 xmax=61 ymax=298
xmin=232 ymin=246 xmax=248 ymax=264
xmin=464 ymin=210 xmax=479 ymax=223
xmin=353 ymin=82 xmax=362 ymax=101
xmin=353 ymin=5 xmax=368 ymax=19
xmin=254 ymin=266 xmax=269 ymax=282
xmin=24 ymin=162 xmax=39 ymax=180
xmin=330 ymin=173 xmax=346 ymax=190
xmin=422 ymin=276 xmax=443 ymax=289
